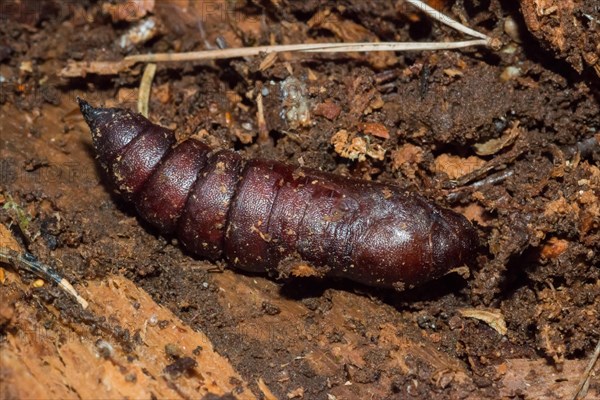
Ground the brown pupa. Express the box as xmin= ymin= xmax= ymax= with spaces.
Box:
xmin=79 ymin=99 xmax=478 ymax=290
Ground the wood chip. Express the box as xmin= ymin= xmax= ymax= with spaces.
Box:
xmin=432 ymin=154 xmax=485 ymax=180
xmin=474 ymin=122 xmax=522 ymax=156
xmin=259 ymin=52 xmax=278 ymax=71
xmin=314 ymin=101 xmax=342 ymax=120
xmin=358 ymin=122 xmax=390 ymax=139
xmin=458 ymin=308 xmax=507 ymax=336
xmin=540 ymin=237 xmax=569 ymax=260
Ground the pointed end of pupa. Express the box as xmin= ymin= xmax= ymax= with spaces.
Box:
xmin=77 ymin=97 xmax=101 ymax=129
xmin=77 ymin=98 xmax=151 ymax=162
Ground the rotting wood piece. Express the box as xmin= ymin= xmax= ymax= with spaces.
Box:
xmin=0 ymin=227 xmax=256 ymax=400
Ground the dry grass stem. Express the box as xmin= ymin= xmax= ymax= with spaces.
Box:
xmin=125 ymin=39 xmax=490 ymax=63
xmin=0 ymin=247 xmax=89 ymax=309
xmin=138 ymin=63 xmax=157 ymax=116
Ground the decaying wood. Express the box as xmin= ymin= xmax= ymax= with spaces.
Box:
xmin=0 ymin=273 xmax=256 ymax=399
xmin=0 ymin=222 xmax=255 ymax=399
xmin=497 ymin=358 xmax=599 ymax=400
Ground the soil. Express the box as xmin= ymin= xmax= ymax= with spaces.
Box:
xmin=1 ymin=1 xmax=599 ymax=399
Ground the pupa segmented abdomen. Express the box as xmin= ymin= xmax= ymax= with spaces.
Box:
xmin=79 ymin=99 xmax=478 ymax=289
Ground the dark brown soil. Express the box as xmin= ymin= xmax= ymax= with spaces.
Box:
xmin=1 ymin=1 xmax=598 ymax=399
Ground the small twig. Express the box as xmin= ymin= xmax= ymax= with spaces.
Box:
xmin=124 ymin=40 xmax=490 ymax=64
xmin=138 ymin=63 xmax=157 ymax=117
xmin=61 ymin=39 xmax=490 ymax=77
xmin=0 ymin=247 xmax=89 ymax=309
xmin=573 ymin=337 xmax=600 ymax=400
xmin=446 ymin=169 xmax=514 ymax=203
xmin=450 ymin=145 xmax=525 ymax=189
